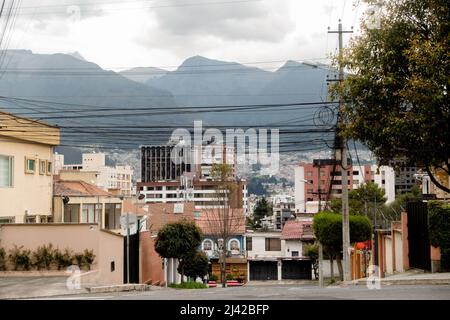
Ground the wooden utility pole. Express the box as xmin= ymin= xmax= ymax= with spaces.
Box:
xmin=328 ymin=20 xmax=353 ymax=282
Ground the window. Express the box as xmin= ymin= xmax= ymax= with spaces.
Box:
xmin=265 ymin=238 xmax=281 ymax=251
xmin=0 ymin=217 xmax=15 ymax=224
xmin=0 ymin=155 xmax=13 ymax=187
xmin=39 ymin=160 xmax=46 ymax=175
xmin=64 ymin=204 xmax=80 ymax=223
xmin=203 ymin=240 xmax=213 ymax=251
xmin=306 ymin=171 xmax=312 ymax=177
xmin=246 ymin=237 xmax=252 ymax=251
xmin=110 ymin=261 xmax=115 ymax=272
xmin=25 ymin=157 xmax=36 ymax=174
xmin=291 ymin=251 xmax=299 ymax=257
xmin=25 ymin=216 xmax=37 ymax=223
xmin=105 ymin=203 xmax=121 ymax=229
xmin=81 ymin=204 xmax=100 ymax=223
xmin=46 ymin=161 xmax=52 ymax=175
xmin=229 ymin=239 xmax=240 ymax=251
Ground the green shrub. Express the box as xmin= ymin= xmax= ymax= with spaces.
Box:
xmin=0 ymin=247 xmax=6 ymax=271
xmin=54 ymin=248 xmax=74 ymax=270
xmin=82 ymin=249 xmax=95 ymax=270
xmin=428 ymin=201 xmax=450 ymax=271
xmin=8 ymin=245 xmax=32 ymax=271
xmin=33 ymin=244 xmax=55 ymax=270
xmin=169 ymin=281 xmax=207 ymax=289
xmin=313 ymin=211 xmax=372 ymax=248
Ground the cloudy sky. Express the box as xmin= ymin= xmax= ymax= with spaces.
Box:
xmin=8 ymin=0 xmax=368 ymax=71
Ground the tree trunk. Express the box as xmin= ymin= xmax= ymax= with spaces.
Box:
xmin=329 ymin=254 xmax=334 ymax=282
xmin=180 ymin=260 xmax=184 ymax=283
xmin=221 ymin=250 xmax=227 ymax=288
xmin=336 ymin=253 xmax=344 ymax=281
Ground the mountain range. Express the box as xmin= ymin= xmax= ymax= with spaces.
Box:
xmin=0 ymin=50 xmax=336 ymax=156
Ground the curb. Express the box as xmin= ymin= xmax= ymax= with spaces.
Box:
xmin=87 ymin=284 xmax=150 ymax=294
xmin=343 ymin=278 xmax=450 ymax=286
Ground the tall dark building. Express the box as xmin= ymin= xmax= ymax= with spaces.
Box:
xmin=141 ymin=145 xmax=191 ymax=182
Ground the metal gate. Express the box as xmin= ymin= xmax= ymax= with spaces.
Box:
xmin=249 ymin=261 xmax=278 ymax=280
xmin=124 ymin=232 xmax=140 ymax=283
xmin=407 ymin=202 xmax=431 ymax=271
xmin=281 ymin=260 xmax=312 ymax=280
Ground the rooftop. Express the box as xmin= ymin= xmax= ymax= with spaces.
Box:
xmin=53 ymin=180 xmax=114 ymax=197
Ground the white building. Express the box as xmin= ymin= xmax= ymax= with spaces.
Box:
xmin=56 ymin=152 xmax=134 ymax=197
xmin=246 ymin=219 xmax=314 ymax=281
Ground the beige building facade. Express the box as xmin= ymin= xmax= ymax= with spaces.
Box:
xmin=0 ymin=111 xmax=60 ymax=223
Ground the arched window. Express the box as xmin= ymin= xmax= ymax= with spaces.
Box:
xmin=228 ymin=239 xmax=240 ymax=251
xmin=203 ymin=239 xmax=213 ymax=251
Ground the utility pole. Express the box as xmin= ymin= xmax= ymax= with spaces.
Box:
xmin=329 ymin=20 xmax=353 ymax=282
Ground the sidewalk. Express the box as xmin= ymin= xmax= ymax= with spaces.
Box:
xmin=345 ymin=270 xmax=450 ymax=286
xmin=0 ymin=276 xmax=160 ymax=299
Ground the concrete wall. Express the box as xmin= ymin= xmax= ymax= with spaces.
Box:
xmin=0 ymin=138 xmax=54 ymax=222
xmin=283 ymin=240 xmax=303 ymax=257
xmin=0 ymin=224 xmax=123 ymax=285
xmin=385 ymin=236 xmax=393 ymax=274
xmin=247 ymin=233 xmax=282 ymax=258
xmin=140 ymin=231 xmax=165 ymax=285
xmin=394 ymin=230 xmax=404 ymax=272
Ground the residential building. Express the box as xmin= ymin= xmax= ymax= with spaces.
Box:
xmin=294 ymin=159 xmax=396 ymax=213
xmin=53 ymin=179 xmax=123 ymax=231
xmin=139 ymin=141 xmax=246 ymax=211
xmin=58 ymin=152 xmax=133 ymax=197
xmin=415 ymin=168 xmax=450 ymax=200
xmin=196 ymin=208 xmax=247 ymax=283
xmin=246 ymin=218 xmax=314 ymax=281
xmin=138 ymin=177 xmax=247 ymax=210
xmin=394 ymin=166 xmax=419 ymax=194
xmin=0 ymin=111 xmax=60 ymax=223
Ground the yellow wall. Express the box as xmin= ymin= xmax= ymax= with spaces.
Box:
xmin=0 ymin=137 xmax=55 ymax=222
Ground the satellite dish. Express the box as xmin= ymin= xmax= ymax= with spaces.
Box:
xmin=138 ymin=193 xmax=145 ymax=200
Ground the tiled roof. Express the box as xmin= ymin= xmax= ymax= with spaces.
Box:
xmin=281 ymin=220 xmax=315 ymax=240
xmin=196 ymin=208 xmax=245 ymax=235
xmin=53 ymin=180 xmax=113 ymax=197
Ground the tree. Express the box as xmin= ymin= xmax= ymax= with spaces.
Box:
xmin=179 ymin=251 xmax=209 ymax=282
xmin=304 ymin=244 xmax=319 ymax=280
xmin=154 ymin=220 xmax=203 ymax=282
xmin=334 ymin=0 xmax=450 ymax=193
xmin=313 ymin=212 xmax=372 ymax=280
xmin=251 ymin=197 xmax=273 ymax=229
xmin=331 ymin=182 xmax=387 ymax=220
xmin=203 ymin=163 xmax=245 ymax=287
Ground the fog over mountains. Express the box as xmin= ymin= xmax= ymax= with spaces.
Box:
xmin=0 ymin=50 xmax=336 ymax=161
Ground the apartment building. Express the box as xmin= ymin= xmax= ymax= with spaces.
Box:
xmin=0 ymin=111 xmax=60 ymax=223
xmin=294 ymin=159 xmax=396 ymax=213
xmin=138 ymin=141 xmax=247 ymax=211
xmin=56 ymin=152 xmax=133 ymax=197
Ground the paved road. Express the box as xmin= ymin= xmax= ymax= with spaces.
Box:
xmin=35 ymin=284 xmax=450 ymax=300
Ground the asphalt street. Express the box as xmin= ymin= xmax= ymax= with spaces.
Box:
xmin=35 ymin=283 xmax=450 ymax=300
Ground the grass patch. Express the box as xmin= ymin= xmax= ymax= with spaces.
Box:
xmin=169 ymin=281 xmax=208 ymax=289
